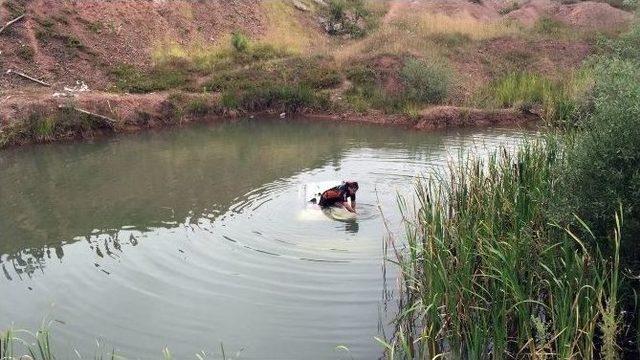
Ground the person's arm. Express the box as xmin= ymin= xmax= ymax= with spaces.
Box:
xmin=343 ymin=201 xmax=356 ymax=213
xmin=350 ymin=193 xmax=356 ymax=211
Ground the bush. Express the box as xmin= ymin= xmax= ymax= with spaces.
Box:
xmin=186 ymin=98 xmax=210 ymax=116
xmin=400 ymin=58 xmax=451 ymax=104
xmin=323 ymin=0 xmax=373 ymax=38
xmin=221 ymin=85 xmax=329 ymax=112
xmin=535 ymin=16 xmax=567 ymax=36
xmin=111 ymin=63 xmax=189 ymax=93
xmin=498 ymin=1 xmax=521 ymax=15
xmin=204 ymin=56 xmax=341 ymax=93
xmin=231 ymin=31 xmax=249 ymax=52
xmin=561 ymin=57 xmax=640 ymax=269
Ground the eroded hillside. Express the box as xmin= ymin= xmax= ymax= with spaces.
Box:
xmin=0 ymin=0 xmax=636 ymax=146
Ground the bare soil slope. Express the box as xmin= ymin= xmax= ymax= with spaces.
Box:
xmin=507 ymin=0 xmax=633 ymax=28
xmin=1 ymin=0 xmax=264 ymax=90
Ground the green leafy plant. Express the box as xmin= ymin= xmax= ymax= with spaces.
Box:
xmin=400 ymin=58 xmax=451 ymax=104
xmin=231 ymin=31 xmax=249 ymax=52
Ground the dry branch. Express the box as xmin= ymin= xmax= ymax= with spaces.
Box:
xmin=6 ymin=69 xmax=51 ymax=87
xmin=0 ymin=14 xmax=25 ymax=35
xmin=58 ymin=105 xmax=117 ymax=126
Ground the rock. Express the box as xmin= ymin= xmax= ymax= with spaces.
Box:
xmin=292 ymin=0 xmax=310 ymax=12
xmin=280 ymin=112 xmax=287 ymax=118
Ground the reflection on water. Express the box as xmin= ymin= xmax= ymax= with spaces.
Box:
xmin=0 ymin=118 xmax=534 ymax=359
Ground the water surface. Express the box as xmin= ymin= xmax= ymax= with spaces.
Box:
xmin=0 ymin=118 xmax=533 ymax=359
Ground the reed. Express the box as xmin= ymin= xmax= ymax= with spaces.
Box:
xmin=385 ymin=139 xmax=625 ymax=358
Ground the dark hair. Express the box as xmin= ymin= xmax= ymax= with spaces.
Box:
xmin=345 ymin=181 xmax=359 ymax=191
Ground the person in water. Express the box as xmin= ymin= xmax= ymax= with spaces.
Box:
xmin=318 ymin=181 xmax=359 ymax=213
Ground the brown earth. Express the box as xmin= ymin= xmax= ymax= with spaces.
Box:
xmin=0 ymin=0 xmax=634 ymax=148
xmin=0 ymin=90 xmax=539 ymax=147
xmin=382 ymin=0 xmax=632 ymax=27
xmin=1 ymin=0 xmax=632 ymax=93
xmin=1 ymin=0 xmax=264 ymax=90
xmin=506 ymin=0 xmax=633 ymax=28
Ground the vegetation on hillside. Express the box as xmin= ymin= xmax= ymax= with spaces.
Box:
xmin=385 ymin=20 xmax=640 ymax=358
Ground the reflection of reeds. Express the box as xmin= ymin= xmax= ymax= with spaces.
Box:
xmin=384 ymin=140 xmax=624 ymax=358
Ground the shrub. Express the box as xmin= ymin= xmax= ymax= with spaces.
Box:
xmin=498 ymin=1 xmax=521 ymax=15
xmin=221 ymin=85 xmax=329 ymax=112
xmin=204 ymin=56 xmax=341 ymax=93
xmin=231 ymin=31 xmax=249 ymax=52
xmin=323 ymin=0 xmax=373 ymax=38
xmin=561 ymin=57 xmax=640 ymax=269
xmin=622 ymin=0 xmax=638 ymax=10
xmin=111 ymin=63 xmax=189 ymax=93
xmin=400 ymin=58 xmax=451 ymax=104
xmin=535 ymin=16 xmax=567 ymax=36
xmin=599 ymin=20 xmax=640 ymax=60
xmin=186 ymin=98 xmax=209 ymax=116
xmin=345 ymin=65 xmax=377 ymax=86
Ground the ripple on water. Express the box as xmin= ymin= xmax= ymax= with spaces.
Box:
xmin=0 ymin=120 xmax=536 ymax=359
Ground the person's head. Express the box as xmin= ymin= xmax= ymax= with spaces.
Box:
xmin=344 ymin=181 xmax=359 ymax=194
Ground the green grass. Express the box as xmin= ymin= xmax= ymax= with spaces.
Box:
xmin=490 ymin=72 xmax=555 ymax=108
xmin=474 ymin=71 xmax=591 ymax=126
xmin=1 ymin=326 xmax=235 ymax=360
xmin=400 ymin=58 xmax=451 ymax=104
xmin=498 ymin=1 xmax=521 ymax=15
xmin=535 ymin=16 xmax=569 ymax=37
xmin=231 ymin=31 xmax=249 ymax=52
xmin=204 ymin=56 xmax=341 ymax=93
xmin=203 ymin=54 xmax=339 ymax=113
xmin=385 ymin=21 xmax=640 ymax=358
xmin=343 ymin=57 xmax=452 ymax=113
xmin=323 ymin=0 xmax=379 ymax=38
xmin=111 ymin=63 xmax=190 ymax=93
xmin=385 ymin=139 xmax=626 ymax=358
xmin=221 ymin=84 xmax=329 ymax=112
xmin=0 ymin=105 xmax=116 ymax=147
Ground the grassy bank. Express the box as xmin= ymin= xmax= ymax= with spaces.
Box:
xmin=3 ymin=0 xmax=630 ymax=147
xmin=385 ymin=20 xmax=640 ymax=358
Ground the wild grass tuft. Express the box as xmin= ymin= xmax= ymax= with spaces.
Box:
xmin=231 ymin=31 xmax=249 ymax=52
xmin=111 ymin=63 xmax=190 ymax=93
xmin=221 ymin=84 xmax=329 ymax=113
xmin=385 ymin=139 xmax=626 ymax=358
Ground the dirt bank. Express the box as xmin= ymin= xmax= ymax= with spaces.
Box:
xmin=0 ymin=0 xmax=264 ymax=90
xmin=506 ymin=0 xmax=633 ymax=28
xmin=0 ymin=91 xmax=539 ymax=148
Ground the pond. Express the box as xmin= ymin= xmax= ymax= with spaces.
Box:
xmin=0 ymin=118 xmax=533 ymax=359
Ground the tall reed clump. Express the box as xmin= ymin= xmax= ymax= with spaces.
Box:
xmin=385 ymin=140 xmax=626 ymax=358
xmin=1 ymin=327 xmax=58 ymax=360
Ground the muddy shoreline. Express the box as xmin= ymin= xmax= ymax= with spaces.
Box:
xmin=0 ymin=91 xmax=540 ymax=149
